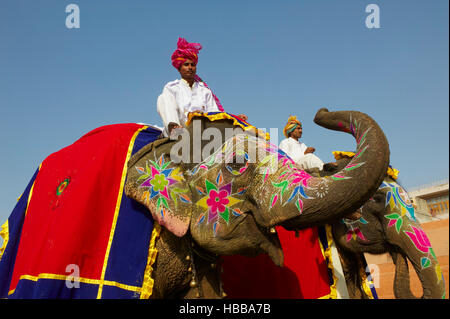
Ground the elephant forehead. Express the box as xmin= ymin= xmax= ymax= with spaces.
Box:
xmin=379 ymin=180 xmax=416 ymax=221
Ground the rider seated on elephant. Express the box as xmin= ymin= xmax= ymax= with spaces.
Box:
xmin=279 ymin=115 xmax=337 ymax=172
xmin=157 ymin=37 xmax=248 ymax=137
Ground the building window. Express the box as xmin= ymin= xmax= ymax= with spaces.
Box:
xmin=426 ymin=195 xmax=449 ymax=216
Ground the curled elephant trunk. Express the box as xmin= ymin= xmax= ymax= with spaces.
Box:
xmin=273 ymin=108 xmax=390 ymax=230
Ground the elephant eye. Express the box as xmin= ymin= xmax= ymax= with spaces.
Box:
xmin=371 ymin=193 xmax=384 ymax=203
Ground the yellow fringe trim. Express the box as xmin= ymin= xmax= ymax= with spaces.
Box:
xmin=0 ymin=220 xmax=9 ymax=262
xmin=185 ymin=112 xmax=271 ymax=140
xmin=318 ymin=225 xmax=338 ymax=299
xmin=332 ymin=151 xmax=399 ymax=180
xmin=8 ymin=273 xmax=142 ymax=296
xmin=7 ymin=221 xmax=162 ymax=298
xmin=97 ymin=126 xmax=148 ymax=299
xmin=359 ymin=265 xmax=375 ymax=299
xmin=140 ymin=223 xmax=161 ymax=299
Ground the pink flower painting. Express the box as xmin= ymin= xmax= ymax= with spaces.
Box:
xmin=404 ymin=225 xmax=432 ymax=254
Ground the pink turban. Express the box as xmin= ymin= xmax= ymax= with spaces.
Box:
xmin=171 ymin=38 xmax=202 ymax=70
xmin=170 ymin=37 xmax=225 ymax=112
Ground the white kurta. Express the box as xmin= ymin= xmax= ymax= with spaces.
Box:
xmin=157 ymin=79 xmax=220 ymax=136
xmin=279 ymin=137 xmax=324 ymax=170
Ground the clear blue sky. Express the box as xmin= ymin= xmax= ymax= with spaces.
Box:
xmin=0 ymin=0 xmax=448 ymax=223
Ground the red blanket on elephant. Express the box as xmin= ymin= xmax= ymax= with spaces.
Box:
xmin=221 ymin=226 xmax=335 ymax=299
xmin=0 ymin=123 xmax=162 ymax=298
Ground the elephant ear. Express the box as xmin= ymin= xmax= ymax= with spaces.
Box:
xmin=125 ymin=148 xmax=193 ymax=237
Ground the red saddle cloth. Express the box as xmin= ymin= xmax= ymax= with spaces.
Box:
xmin=221 ymin=226 xmax=332 ymax=299
xmin=3 ymin=123 xmax=162 ymax=298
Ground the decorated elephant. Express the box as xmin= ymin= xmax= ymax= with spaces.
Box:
xmin=328 ymin=152 xmax=446 ymax=299
xmin=221 ymin=153 xmax=445 ymax=299
xmin=0 ymin=109 xmax=389 ymax=299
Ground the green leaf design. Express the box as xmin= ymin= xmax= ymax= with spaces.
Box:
xmin=331 ymin=175 xmax=350 ymax=181
xmin=170 ymin=191 xmax=178 ymax=207
xmin=343 ymin=162 xmax=365 ymax=171
xmin=279 ymin=170 xmax=288 ymax=177
xmin=354 ymin=145 xmax=369 ymax=159
xmin=205 ymin=179 xmax=217 ymax=194
xmin=156 ymin=196 xmax=169 ymax=213
xmin=429 ymin=248 xmax=437 ymax=261
xmin=149 ymin=159 xmax=159 ymax=171
xmin=395 ymin=218 xmax=403 ymax=233
xmin=257 ymin=154 xmax=275 ymax=168
xmin=161 ymin=160 xmax=171 ymax=170
xmin=272 ymin=180 xmax=288 ymax=195
xmin=160 ymin=197 xmax=169 ymax=209
xmin=270 ymin=194 xmax=277 ymax=208
xmin=421 ymin=257 xmax=431 ymax=269
xmin=357 ymin=128 xmax=370 ymax=147
xmin=146 ymin=162 xmax=152 ymax=175
xmin=169 ymin=187 xmax=189 ymax=208
xmin=294 ymin=198 xmax=303 ymax=213
xmin=156 ymin=197 xmax=162 ymax=212
xmin=220 ymin=207 xmax=230 ymax=224
xmin=137 ymin=174 xmax=149 ymax=181
xmin=205 ymin=155 xmax=215 ymax=167
xmin=386 ymin=213 xmax=400 ymax=220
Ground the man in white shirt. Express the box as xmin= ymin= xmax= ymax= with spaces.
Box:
xmin=157 ymin=38 xmax=247 ymax=136
xmin=279 ymin=115 xmax=335 ymax=171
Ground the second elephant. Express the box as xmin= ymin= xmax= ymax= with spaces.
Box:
xmin=221 ymin=154 xmax=445 ymax=299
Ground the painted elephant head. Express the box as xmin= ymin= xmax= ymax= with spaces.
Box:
xmin=330 ymin=156 xmax=446 ymax=299
xmin=124 ymin=109 xmax=390 ymax=269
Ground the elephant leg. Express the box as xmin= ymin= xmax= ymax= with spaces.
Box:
xmin=151 ymin=228 xmax=223 ymax=299
xmin=150 ymin=229 xmax=192 ymax=298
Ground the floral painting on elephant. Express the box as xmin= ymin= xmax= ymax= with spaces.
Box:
xmin=0 ymin=123 xmax=163 ymax=298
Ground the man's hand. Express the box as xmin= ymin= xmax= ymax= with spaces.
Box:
xmin=168 ymin=122 xmax=182 ymax=134
xmin=304 ymin=147 xmax=315 ymax=154
xmin=323 ymin=162 xmax=338 ymax=171
xmin=236 ymin=114 xmax=248 ymax=121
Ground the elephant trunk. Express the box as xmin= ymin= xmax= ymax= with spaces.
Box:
xmin=279 ymin=108 xmax=390 ymax=229
xmin=387 ymin=224 xmax=445 ymax=299
xmin=390 ymin=250 xmax=417 ymax=299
